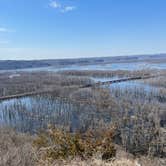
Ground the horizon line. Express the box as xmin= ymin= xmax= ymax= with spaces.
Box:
xmin=0 ymin=53 xmax=165 ymax=61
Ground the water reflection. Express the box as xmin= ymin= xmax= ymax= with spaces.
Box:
xmin=0 ymin=96 xmax=80 ymax=133
xmin=0 ymin=80 xmax=163 ymax=133
xmin=0 ymin=62 xmax=166 ymax=73
xmin=0 ymin=95 xmax=108 ymax=133
xmin=93 ymin=77 xmax=158 ymax=93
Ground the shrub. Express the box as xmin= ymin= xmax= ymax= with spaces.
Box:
xmin=33 ymin=126 xmax=116 ymax=164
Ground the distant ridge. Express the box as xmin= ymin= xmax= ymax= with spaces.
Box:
xmin=0 ymin=53 xmax=166 ymax=71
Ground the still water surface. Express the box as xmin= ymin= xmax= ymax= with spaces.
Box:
xmin=0 ymin=61 xmax=164 ymax=132
xmin=0 ymin=62 xmax=166 ymax=73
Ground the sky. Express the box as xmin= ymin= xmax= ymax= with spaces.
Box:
xmin=0 ymin=0 xmax=166 ymax=60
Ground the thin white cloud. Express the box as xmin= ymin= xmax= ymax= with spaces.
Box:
xmin=0 ymin=27 xmax=9 ymax=32
xmin=0 ymin=27 xmax=15 ymax=33
xmin=49 ymin=1 xmax=61 ymax=9
xmin=49 ymin=1 xmax=76 ymax=13
xmin=61 ymin=6 xmax=76 ymax=13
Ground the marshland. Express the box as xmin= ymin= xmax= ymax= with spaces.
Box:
xmin=1 ymin=0 xmax=166 ymax=164
xmin=0 ymin=57 xmax=166 ymax=166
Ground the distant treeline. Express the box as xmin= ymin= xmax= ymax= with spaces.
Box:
xmin=0 ymin=53 xmax=166 ymax=70
xmin=0 ymin=60 xmax=50 ymax=70
xmin=58 ymin=69 xmax=159 ymax=78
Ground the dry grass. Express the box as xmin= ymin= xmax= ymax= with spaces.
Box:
xmin=33 ymin=126 xmax=116 ymax=164
xmin=55 ymin=158 xmax=140 ymax=166
xmin=0 ymin=70 xmax=166 ymax=165
xmin=0 ymin=72 xmax=92 ymax=97
xmin=144 ymin=76 xmax=166 ymax=88
xmin=0 ymin=127 xmax=165 ymax=166
xmin=37 ymin=156 xmax=166 ymax=166
xmin=0 ymin=127 xmax=36 ymax=166
xmin=58 ymin=69 xmax=156 ymax=79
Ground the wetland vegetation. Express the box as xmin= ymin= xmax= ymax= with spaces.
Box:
xmin=0 ymin=64 xmax=166 ymax=165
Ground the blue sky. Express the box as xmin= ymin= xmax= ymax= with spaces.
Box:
xmin=0 ymin=0 xmax=166 ymax=60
